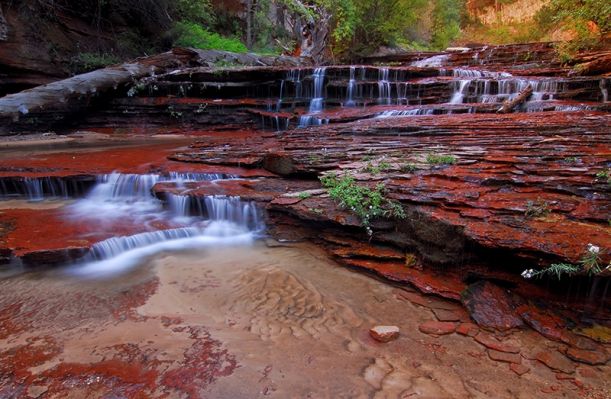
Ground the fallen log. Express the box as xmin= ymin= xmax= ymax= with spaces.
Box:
xmin=0 ymin=48 xmax=309 ymax=134
xmin=497 ymin=84 xmax=533 ymax=113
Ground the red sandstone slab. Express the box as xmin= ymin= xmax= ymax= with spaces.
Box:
xmin=418 ymin=321 xmax=457 ymax=336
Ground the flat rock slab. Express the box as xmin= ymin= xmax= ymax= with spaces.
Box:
xmin=535 ymin=351 xmax=576 ymax=374
xmin=461 ymin=281 xmax=524 ymax=331
xmin=474 ymin=334 xmax=520 ymax=354
xmin=418 ymin=321 xmax=458 ymax=336
xmin=510 ymin=363 xmax=530 ymax=376
xmin=369 ymin=325 xmax=400 ymax=343
xmin=488 ymin=349 xmax=521 ymax=364
xmin=565 ymin=347 xmax=610 ymax=366
xmin=456 ymin=323 xmax=480 ymax=337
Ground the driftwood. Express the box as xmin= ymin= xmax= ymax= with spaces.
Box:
xmin=497 ymin=84 xmax=533 ymax=113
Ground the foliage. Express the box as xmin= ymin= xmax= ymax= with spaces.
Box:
xmin=400 ymin=163 xmax=417 ymax=173
xmin=524 ymin=198 xmax=551 ymax=218
xmin=361 ymin=160 xmax=392 ymax=174
xmin=431 ymin=0 xmax=464 ymax=50
xmin=537 ymin=0 xmax=609 ymax=61
xmin=522 ymin=244 xmax=609 ymax=280
xmin=595 ymin=168 xmax=610 ymax=184
xmin=320 ymin=173 xmax=406 ymax=233
xmin=173 ymin=22 xmax=248 ymax=53
xmin=70 ymin=52 xmax=120 ymax=73
xmin=298 ymin=192 xmax=312 ymax=199
xmin=426 ymin=153 xmax=457 ymax=166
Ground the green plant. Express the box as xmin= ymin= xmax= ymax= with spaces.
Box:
xmin=71 ymin=52 xmax=120 ymax=73
xmin=173 ymin=22 xmax=248 ymax=53
xmin=522 ymin=244 xmax=608 ymax=279
xmin=298 ymin=192 xmax=312 ymax=200
xmin=309 ymin=207 xmax=324 ymax=215
xmin=524 ymin=198 xmax=551 ymax=218
xmin=595 ymin=168 xmax=610 ymax=184
xmin=167 ymin=105 xmax=183 ymax=119
xmin=320 ymin=173 xmax=406 ymax=234
xmin=426 ymin=153 xmax=456 ymax=166
xmin=362 ymin=160 xmax=392 ymax=174
xmin=563 ymin=156 xmax=580 ymax=164
xmin=400 ymin=163 xmax=417 ymax=173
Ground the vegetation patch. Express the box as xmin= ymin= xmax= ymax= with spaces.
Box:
xmin=426 ymin=153 xmax=456 ymax=166
xmin=524 ymin=198 xmax=551 ymax=219
xmin=320 ymin=173 xmax=406 ymax=235
xmin=522 ymin=244 xmax=609 ymax=280
xmin=173 ymin=22 xmax=248 ymax=53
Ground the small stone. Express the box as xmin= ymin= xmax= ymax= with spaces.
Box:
xmin=418 ymin=321 xmax=457 ymax=336
xmin=456 ymin=323 xmax=479 ymax=337
xmin=369 ymin=325 xmax=400 ymax=342
xmin=510 ymin=363 xmax=530 ymax=376
xmin=474 ymin=333 xmax=520 ymax=354
xmin=535 ymin=351 xmax=576 ymax=374
xmin=565 ymin=347 xmax=610 ymax=366
xmin=488 ymin=349 xmax=521 ymax=364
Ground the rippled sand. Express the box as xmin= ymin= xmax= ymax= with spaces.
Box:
xmin=0 ymin=242 xmax=608 ymax=398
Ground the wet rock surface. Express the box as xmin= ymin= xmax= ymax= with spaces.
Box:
xmin=0 ymin=42 xmax=609 ymax=397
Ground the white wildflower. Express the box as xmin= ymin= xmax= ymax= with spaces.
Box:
xmin=587 ymin=243 xmax=600 ymax=254
xmin=521 ymin=269 xmax=535 ymax=279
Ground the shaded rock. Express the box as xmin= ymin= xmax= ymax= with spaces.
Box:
xmin=462 ymin=281 xmax=524 ymax=331
xmin=418 ymin=321 xmax=457 ymax=336
xmin=432 ymin=308 xmax=468 ymax=322
xmin=488 ymin=349 xmax=521 ymax=364
xmin=535 ymin=351 xmax=575 ymax=374
xmin=565 ymin=347 xmax=610 ymax=366
xmin=369 ymin=326 xmax=400 ymax=343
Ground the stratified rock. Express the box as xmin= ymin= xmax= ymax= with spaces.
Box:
xmin=488 ymin=349 xmax=521 ymax=364
xmin=565 ymin=348 xmax=610 ymax=366
xmin=369 ymin=326 xmax=400 ymax=343
xmin=418 ymin=321 xmax=457 ymax=336
xmin=456 ymin=323 xmax=479 ymax=337
xmin=474 ymin=334 xmax=520 ymax=354
xmin=535 ymin=351 xmax=576 ymax=374
xmin=461 ymin=281 xmax=524 ymax=331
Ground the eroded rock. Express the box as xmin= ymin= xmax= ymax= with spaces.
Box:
xmin=369 ymin=325 xmax=400 ymax=343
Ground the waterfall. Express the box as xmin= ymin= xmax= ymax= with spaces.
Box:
xmin=0 ymin=177 xmax=91 ymax=201
xmin=600 ymin=79 xmax=608 ymax=103
xmin=298 ymin=67 xmax=327 ymax=127
xmin=378 ymin=68 xmax=392 ymax=105
xmin=376 ymin=108 xmax=435 ymax=118
xmin=411 ymin=54 xmax=449 ymax=68
xmin=346 ymin=66 xmax=356 ymax=107
xmin=450 ymin=80 xmax=470 ymax=104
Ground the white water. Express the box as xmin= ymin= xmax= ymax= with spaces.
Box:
xmin=411 ymin=54 xmax=449 ymax=68
xmin=376 ymin=108 xmax=435 ymax=118
xmin=299 ymin=67 xmax=327 ymax=127
xmin=62 ymin=172 xmax=263 ymax=277
xmin=69 ymin=223 xmax=255 ymax=278
xmin=345 ymin=66 xmax=357 ymax=107
xmin=378 ymin=68 xmax=391 ymax=104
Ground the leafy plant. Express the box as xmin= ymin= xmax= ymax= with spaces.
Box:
xmin=71 ymin=52 xmax=120 ymax=73
xmin=595 ymin=168 xmax=610 ymax=184
xmin=298 ymin=192 xmax=312 ymax=200
xmin=524 ymin=198 xmax=551 ymax=218
xmin=362 ymin=160 xmax=392 ymax=174
xmin=426 ymin=153 xmax=456 ymax=166
xmin=173 ymin=22 xmax=248 ymax=53
xmin=522 ymin=244 xmax=608 ymax=280
xmin=400 ymin=163 xmax=417 ymax=173
xmin=320 ymin=173 xmax=405 ymax=234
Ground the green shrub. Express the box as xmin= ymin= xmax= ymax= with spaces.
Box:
xmin=426 ymin=153 xmax=456 ymax=166
xmin=70 ymin=52 xmax=120 ymax=74
xmin=173 ymin=22 xmax=248 ymax=53
xmin=320 ymin=173 xmax=406 ymax=234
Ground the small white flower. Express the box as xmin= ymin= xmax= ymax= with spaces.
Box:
xmin=587 ymin=244 xmax=600 ymax=254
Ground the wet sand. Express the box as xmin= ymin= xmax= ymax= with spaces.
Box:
xmin=1 ymin=242 xmax=608 ymax=398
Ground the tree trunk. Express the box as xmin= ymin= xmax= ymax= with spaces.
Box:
xmin=497 ymin=84 xmax=533 ymax=113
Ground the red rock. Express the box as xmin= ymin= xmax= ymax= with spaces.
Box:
xmin=510 ymin=363 xmax=530 ymax=376
xmin=461 ymin=281 xmax=524 ymax=331
xmin=556 ymin=373 xmax=574 ymax=380
xmin=432 ymin=308 xmax=468 ymax=322
xmin=418 ymin=321 xmax=457 ymax=336
xmin=474 ymin=333 xmax=520 ymax=354
xmin=488 ymin=349 xmax=521 ymax=364
xmin=369 ymin=326 xmax=400 ymax=343
xmin=456 ymin=323 xmax=479 ymax=337
xmin=535 ymin=351 xmax=576 ymax=374
xmin=565 ymin=347 xmax=610 ymax=366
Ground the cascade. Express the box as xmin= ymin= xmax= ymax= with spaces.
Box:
xmin=345 ymin=66 xmax=356 ymax=106
xmin=378 ymin=68 xmax=391 ymax=104
xmin=410 ymin=54 xmax=449 ymax=68
xmin=0 ymin=177 xmax=92 ymax=201
xmin=298 ymin=67 xmax=327 ymax=127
